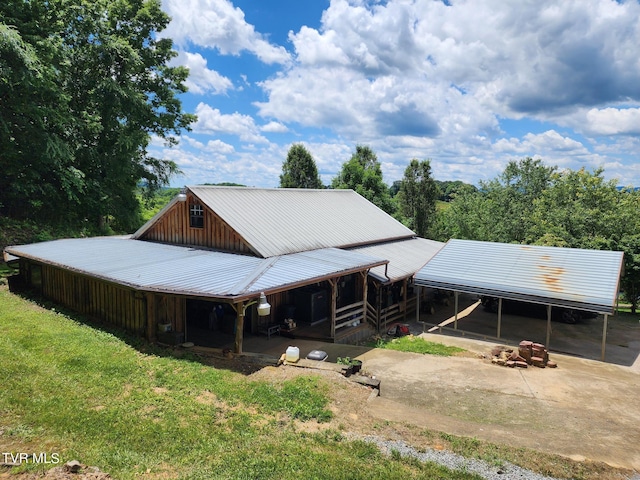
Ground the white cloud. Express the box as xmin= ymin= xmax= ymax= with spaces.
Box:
xmin=161 ymin=0 xmax=290 ymax=64
xmin=160 ymin=0 xmax=640 ymax=189
xmin=174 ymin=52 xmax=233 ymax=95
xmin=259 ymin=0 xmax=640 ymax=135
xmin=583 ymin=108 xmax=640 ymax=136
xmin=261 ymin=121 xmax=289 ymax=133
xmin=193 ymin=103 xmax=269 ymax=144
xmin=522 ymin=131 xmax=588 ymax=153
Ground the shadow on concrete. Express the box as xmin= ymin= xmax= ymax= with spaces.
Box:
xmin=411 ymin=293 xmax=640 ymax=367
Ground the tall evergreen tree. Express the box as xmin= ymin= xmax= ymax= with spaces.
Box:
xmin=279 ymin=144 xmax=323 ymax=189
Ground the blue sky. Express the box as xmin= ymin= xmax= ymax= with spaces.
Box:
xmin=154 ymin=0 xmax=640 ymax=188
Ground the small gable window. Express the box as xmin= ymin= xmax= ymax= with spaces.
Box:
xmin=189 ymin=204 xmax=204 ymax=228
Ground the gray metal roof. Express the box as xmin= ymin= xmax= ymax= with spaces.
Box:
xmin=134 ymin=186 xmax=415 ymax=258
xmin=5 ymin=237 xmax=387 ymax=301
xmin=415 ymin=239 xmax=624 ymax=314
xmin=350 ymin=237 xmax=445 ymax=283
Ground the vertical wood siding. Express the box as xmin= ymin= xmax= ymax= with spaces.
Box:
xmin=155 ymin=295 xmax=185 ymax=333
xmin=139 ymin=193 xmax=255 ymax=254
xmin=40 ymin=264 xmax=147 ymax=335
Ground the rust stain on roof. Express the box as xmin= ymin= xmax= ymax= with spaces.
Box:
xmin=538 ymin=264 xmax=565 ymax=292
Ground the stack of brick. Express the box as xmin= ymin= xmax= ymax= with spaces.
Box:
xmin=491 ymin=341 xmax=557 ymax=368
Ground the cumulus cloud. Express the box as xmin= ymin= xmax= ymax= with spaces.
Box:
xmin=261 ymin=121 xmax=289 ymax=133
xmin=582 ymin=108 xmax=640 ymax=136
xmin=193 ymin=103 xmax=269 ymax=144
xmin=259 ymin=0 xmax=640 ymax=134
xmin=161 ymin=0 xmax=290 ymax=64
xmin=160 ymin=0 xmax=640 ymax=188
xmin=174 ymin=52 xmax=233 ymax=95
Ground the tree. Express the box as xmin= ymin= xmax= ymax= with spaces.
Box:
xmin=0 ymin=17 xmax=78 ymax=224
xmin=436 ymin=161 xmax=640 ymax=312
xmin=435 ymin=180 xmax=477 ymax=201
xmin=435 ymin=158 xmax=555 ymax=243
xmin=0 ymin=0 xmax=195 ymax=232
xmin=396 ymin=159 xmax=438 ymax=237
xmin=529 ymin=170 xmax=640 ymax=313
xmin=279 ymin=144 xmax=323 ymax=189
xmin=331 ymin=145 xmax=394 ymax=214
xmin=528 ymin=167 xmax=621 ymax=249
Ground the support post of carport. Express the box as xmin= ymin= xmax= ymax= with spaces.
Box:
xmin=546 ymin=304 xmax=552 ymax=347
xmin=497 ymin=298 xmax=502 ymax=339
xmin=416 ymin=286 xmax=421 ymax=325
xmin=453 ymin=291 xmax=459 ymax=330
xmin=601 ymin=314 xmax=608 ymax=362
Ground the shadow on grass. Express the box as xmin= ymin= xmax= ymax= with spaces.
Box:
xmin=4 ymin=273 xmax=269 ymax=376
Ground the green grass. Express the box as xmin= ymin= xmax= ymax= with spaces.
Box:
xmin=614 ymin=304 xmax=640 ymax=318
xmin=372 ymin=335 xmax=466 ymax=356
xmin=0 ymin=287 xmax=482 ymax=480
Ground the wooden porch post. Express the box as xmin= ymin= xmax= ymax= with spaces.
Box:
xmin=402 ymin=278 xmax=408 ymax=321
xmin=376 ymin=284 xmax=382 ymax=333
xmin=360 ymin=271 xmax=369 ymax=325
xmin=233 ymin=301 xmax=246 ymax=355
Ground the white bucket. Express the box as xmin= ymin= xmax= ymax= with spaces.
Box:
xmin=285 ymin=346 xmax=300 ymax=363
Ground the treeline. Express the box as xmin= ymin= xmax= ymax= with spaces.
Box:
xmin=281 ymin=143 xmax=472 ymax=238
xmin=281 ymin=146 xmax=640 ymax=311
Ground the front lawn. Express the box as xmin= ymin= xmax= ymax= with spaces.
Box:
xmin=0 ymin=286 xmax=481 ymax=479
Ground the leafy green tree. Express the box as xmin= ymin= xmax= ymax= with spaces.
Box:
xmin=435 ymin=158 xmax=555 ymax=243
xmin=0 ymin=17 xmax=78 ymax=224
xmin=279 ymin=144 xmax=323 ymax=189
xmin=435 ymin=180 xmax=477 ymax=201
xmin=389 ymin=180 xmax=402 ymax=197
xmin=0 ymin=0 xmax=195 ymax=232
xmin=616 ymin=189 xmax=640 ymax=312
xmin=437 ymin=161 xmax=640 ymax=312
xmin=528 ymin=168 xmax=621 ymax=249
xmin=396 ymin=159 xmax=438 ymax=237
xmin=331 ymin=145 xmax=394 ymax=214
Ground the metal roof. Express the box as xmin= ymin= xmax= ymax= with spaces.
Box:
xmin=5 ymin=237 xmax=387 ymax=301
xmin=350 ymin=237 xmax=445 ymax=284
xmin=415 ymin=239 xmax=624 ymax=314
xmin=134 ymin=186 xmax=415 ymax=258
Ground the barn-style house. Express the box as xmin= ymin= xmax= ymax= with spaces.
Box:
xmin=5 ymin=186 xmax=443 ymax=353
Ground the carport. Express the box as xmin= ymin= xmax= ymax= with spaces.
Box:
xmin=414 ymin=239 xmax=624 ymax=361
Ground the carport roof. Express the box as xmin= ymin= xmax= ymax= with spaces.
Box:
xmin=5 ymin=237 xmax=387 ymax=302
xmin=414 ymin=239 xmax=624 ymax=314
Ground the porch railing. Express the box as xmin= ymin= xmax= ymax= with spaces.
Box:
xmin=335 ymin=301 xmax=364 ymax=332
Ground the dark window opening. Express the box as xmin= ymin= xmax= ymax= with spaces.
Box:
xmin=190 ymin=204 xmax=204 ymax=228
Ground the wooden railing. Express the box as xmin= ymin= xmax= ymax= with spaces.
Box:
xmin=366 ymin=301 xmax=377 ymax=328
xmin=335 ymin=301 xmax=364 ymax=331
xmin=365 ymin=297 xmax=418 ymax=333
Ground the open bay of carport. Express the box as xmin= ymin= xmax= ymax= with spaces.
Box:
xmin=416 ymin=293 xmax=640 ymax=368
